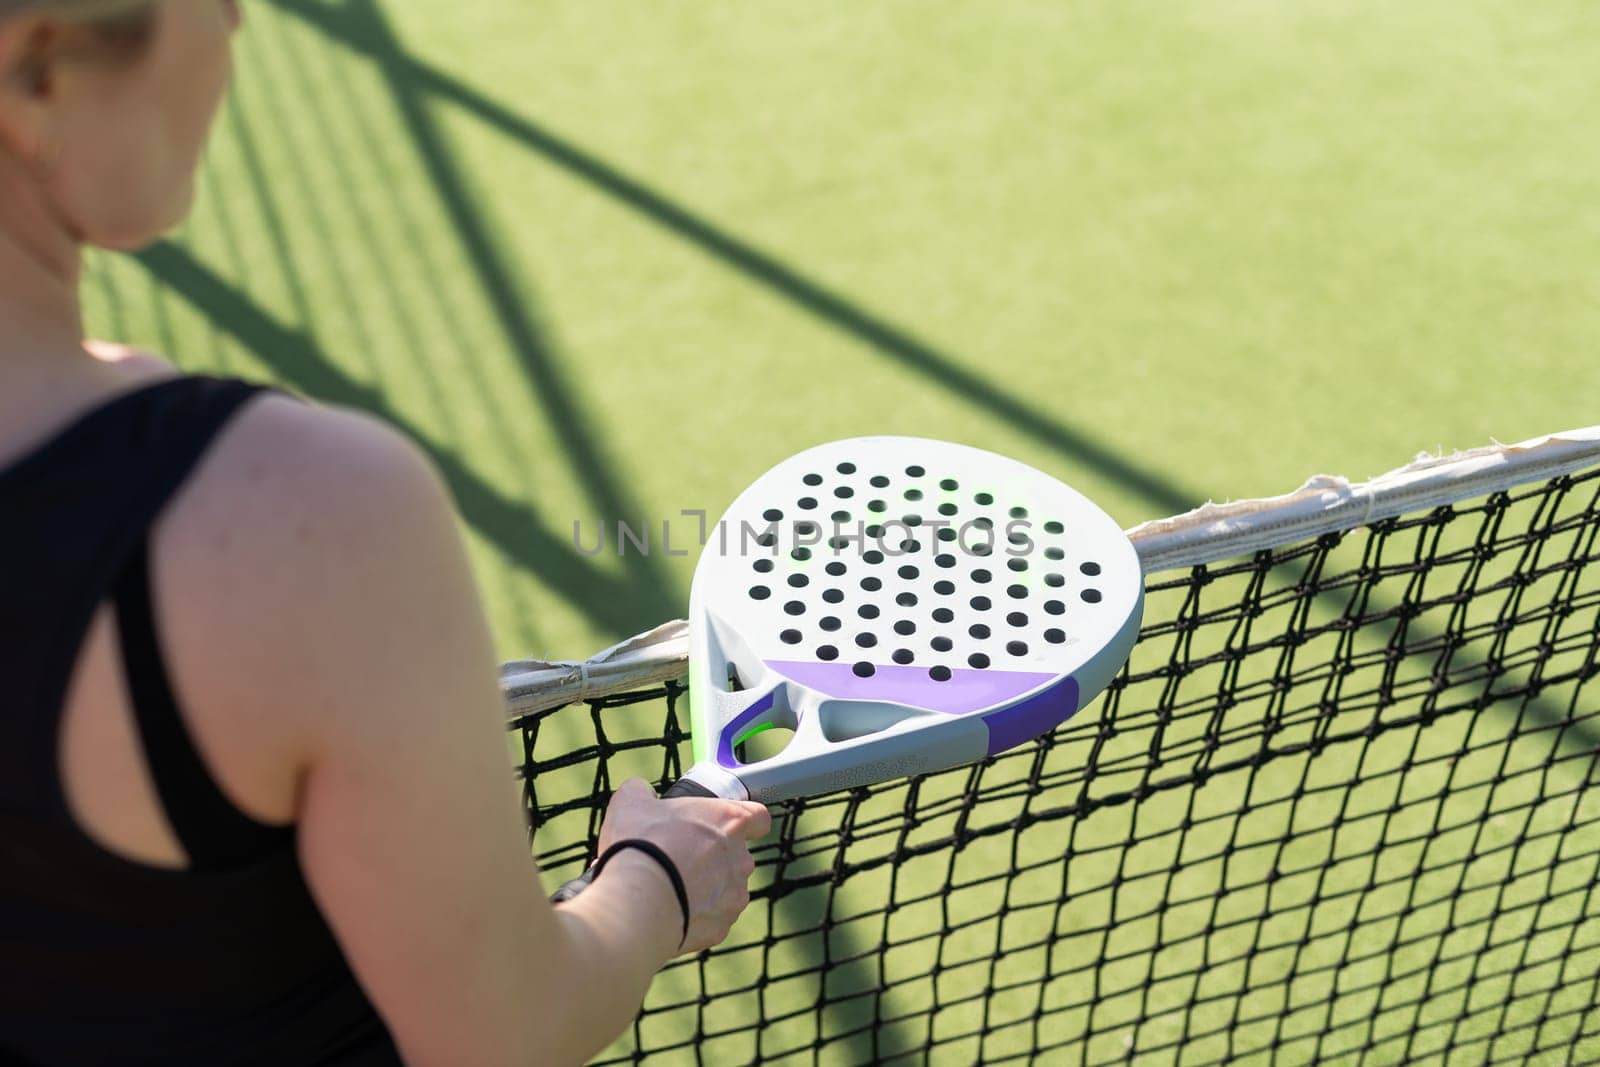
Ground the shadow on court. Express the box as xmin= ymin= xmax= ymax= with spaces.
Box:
xmin=133 ymin=241 xmax=679 ymax=640
xmin=267 ymin=0 xmax=1199 ymax=521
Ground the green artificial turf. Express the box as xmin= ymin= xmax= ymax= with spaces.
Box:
xmin=81 ymin=2 xmax=1600 ymax=1063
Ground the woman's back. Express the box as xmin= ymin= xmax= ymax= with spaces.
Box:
xmin=0 ymin=375 xmax=398 ymax=1064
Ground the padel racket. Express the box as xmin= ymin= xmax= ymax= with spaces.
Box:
xmin=552 ymin=437 xmax=1141 ymax=900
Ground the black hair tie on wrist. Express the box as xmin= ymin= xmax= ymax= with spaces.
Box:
xmin=587 ymin=839 xmax=692 ymax=947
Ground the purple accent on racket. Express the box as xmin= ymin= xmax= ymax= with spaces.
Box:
xmin=715 ymin=689 xmax=778 ymax=770
xmin=763 ymin=660 xmax=1055 ymax=715
xmin=979 ymin=675 xmax=1079 ymax=755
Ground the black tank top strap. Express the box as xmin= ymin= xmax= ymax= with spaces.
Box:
xmin=98 ymin=375 xmax=290 ymax=869
xmin=112 ymin=534 xmax=294 ymax=870
xmin=1 ymin=375 xmax=272 ymax=832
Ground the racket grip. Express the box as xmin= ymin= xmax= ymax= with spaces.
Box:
xmin=549 ymin=866 xmax=596 ymax=903
xmin=549 ymin=777 xmax=716 ymax=903
xmin=661 ymin=777 xmax=719 ymax=800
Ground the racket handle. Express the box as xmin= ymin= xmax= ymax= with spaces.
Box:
xmin=549 ymin=867 xmax=597 ymax=903
xmin=549 ymin=777 xmax=717 ymax=903
xmin=661 ymin=777 xmax=719 ymax=800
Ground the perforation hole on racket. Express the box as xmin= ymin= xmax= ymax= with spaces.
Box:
xmin=551 ymin=437 xmax=1142 ymax=902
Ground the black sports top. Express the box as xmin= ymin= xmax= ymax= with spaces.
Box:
xmin=0 ymin=376 xmax=401 ymax=1065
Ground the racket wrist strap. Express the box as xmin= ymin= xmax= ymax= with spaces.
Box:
xmin=591 ymin=838 xmax=691 ymax=948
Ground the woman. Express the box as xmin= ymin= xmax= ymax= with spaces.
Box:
xmin=0 ymin=2 xmax=768 ymax=1063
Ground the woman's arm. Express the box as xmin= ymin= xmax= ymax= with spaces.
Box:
xmin=157 ymin=397 xmax=765 ymax=1065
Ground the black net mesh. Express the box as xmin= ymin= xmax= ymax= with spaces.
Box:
xmin=514 ymin=469 xmax=1600 ymax=1066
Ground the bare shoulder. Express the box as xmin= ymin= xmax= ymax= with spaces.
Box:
xmin=163 ymin=394 xmax=455 ymax=597
xmin=182 ymin=393 xmax=447 ymax=528
xmin=153 ymin=394 xmax=491 ymax=813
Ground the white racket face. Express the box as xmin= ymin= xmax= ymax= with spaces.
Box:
xmin=687 ymin=437 xmax=1142 ymax=802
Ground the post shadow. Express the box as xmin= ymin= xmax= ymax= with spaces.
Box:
xmin=341 ymin=0 xmax=687 ymax=621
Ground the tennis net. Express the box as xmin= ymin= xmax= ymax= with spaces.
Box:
xmin=504 ymin=429 xmax=1600 ymax=1066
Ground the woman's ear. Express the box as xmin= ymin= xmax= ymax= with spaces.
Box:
xmin=0 ymin=18 xmax=65 ymax=171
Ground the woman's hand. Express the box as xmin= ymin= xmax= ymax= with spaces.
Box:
xmin=594 ymin=778 xmax=771 ymax=954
